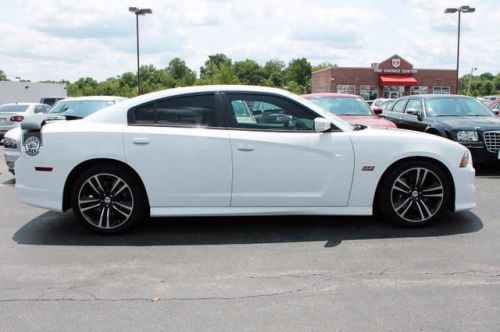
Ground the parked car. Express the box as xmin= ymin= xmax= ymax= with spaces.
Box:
xmin=39 ymin=97 xmax=65 ymax=106
xmin=302 ymin=93 xmax=396 ymax=129
xmin=3 ymin=96 xmax=126 ymax=174
xmin=380 ymin=99 xmax=396 ymax=112
xmin=488 ymin=99 xmax=500 ymax=116
xmin=383 ymin=94 xmax=500 ymax=166
xmin=482 ymin=95 xmax=500 ymax=102
xmin=15 ymin=86 xmax=474 ymax=234
xmin=370 ymin=98 xmax=391 ymax=113
xmin=0 ymin=103 xmax=50 ymax=141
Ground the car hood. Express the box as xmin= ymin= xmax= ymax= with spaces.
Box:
xmin=340 ymin=115 xmax=396 ymax=129
xmin=431 ymin=116 xmax=500 ymax=131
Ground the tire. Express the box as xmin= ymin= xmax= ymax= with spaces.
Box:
xmin=71 ymin=164 xmax=148 ymax=234
xmin=377 ymin=160 xmax=451 ymax=227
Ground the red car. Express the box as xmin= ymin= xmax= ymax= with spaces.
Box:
xmin=302 ymin=93 xmax=396 ymax=129
xmin=488 ymin=99 xmax=500 ymax=116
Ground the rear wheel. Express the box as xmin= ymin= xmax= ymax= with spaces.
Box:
xmin=378 ymin=160 xmax=451 ymax=227
xmin=71 ymin=165 xmax=148 ymax=234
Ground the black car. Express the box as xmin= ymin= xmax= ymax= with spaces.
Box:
xmin=383 ymin=94 xmax=500 ymax=165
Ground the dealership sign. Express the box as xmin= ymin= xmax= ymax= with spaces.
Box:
xmin=374 ymin=68 xmax=418 ymax=74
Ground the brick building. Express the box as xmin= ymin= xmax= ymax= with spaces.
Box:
xmin=311 ymin=54 xmax=457 ymax=101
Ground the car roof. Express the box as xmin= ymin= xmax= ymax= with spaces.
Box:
xmin=302 ymin=93 xmax=359 ymax=98
xmin=400 ymin=94 xmax=475 ymax=99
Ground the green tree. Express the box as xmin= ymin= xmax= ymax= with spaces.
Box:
xmin=479 ymin=72 xmax=494 ymax=81
xmin=263 ymin=59 xmax=286 ymax=87
xmin=233 ymin=59 xmax=265 ymax=85
xmin=199 ymin=53 xmax=233 ymax=81
xmin=312 ymin=62 xmax=335 ymax=72
xmin=211 ymin=63 xmax=240 ymax=84
xmin=0 ymin=69 xmax=7 ymax=81
xmin=167 ymin=58 xmax=196 ymax=87
xmin=287 ymin=58 xmax=312 ymax=93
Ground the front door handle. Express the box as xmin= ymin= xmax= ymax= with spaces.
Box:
xmin=236 ymin=144 xmax=255 ymax=152
xmin=132 ymin=137 xmax=150 ymax=145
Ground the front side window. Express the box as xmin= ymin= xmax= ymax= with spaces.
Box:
xmin=406 ymin=99 xmax=423 ymax=111
xmin=227 ymin=94 xmax=316 ymax=131
xmin=337 ymin=85 xmax=356 ymax=95
xmin=131 ymin=94 xmax=218 ymax=127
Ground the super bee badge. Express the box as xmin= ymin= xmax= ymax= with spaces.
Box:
xmin=24 ymin=135 xmax=42 ymax=156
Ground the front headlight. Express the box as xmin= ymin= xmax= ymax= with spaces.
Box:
xmin=3 ymin=137 xmax=18 ymax=149
xmin=457 ymin=130 xmax=478 ymax=142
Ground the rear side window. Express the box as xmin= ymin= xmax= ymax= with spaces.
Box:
xmin=130 ymin=94 xmax=218 ymax=127
xmin=392 ymin=99 xmax=408 ymax=113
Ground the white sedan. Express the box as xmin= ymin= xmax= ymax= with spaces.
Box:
xmin=15 ymin=86 xmax=476 ymax=234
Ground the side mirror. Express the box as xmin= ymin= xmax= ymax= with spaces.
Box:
xmin=373 ymin=106 xmax=382 ymax=115
xmin=406 ymin=108 xmax=420 ymax=116
xmin=314 ymin=117 xmax=332 ymax=133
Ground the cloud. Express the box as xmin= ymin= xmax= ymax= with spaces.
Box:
xmin=0 ymin=0 xmax=498 ymax=82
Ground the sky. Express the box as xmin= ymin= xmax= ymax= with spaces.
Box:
xmin=0 ymin=0 xmax=498 ymax=82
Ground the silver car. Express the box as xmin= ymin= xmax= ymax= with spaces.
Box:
xmin=0 ymin=103 xmax=50 ymax=140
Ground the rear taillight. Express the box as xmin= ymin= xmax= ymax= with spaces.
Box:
xmin=10 ymin=115 xmax=24 ymax=122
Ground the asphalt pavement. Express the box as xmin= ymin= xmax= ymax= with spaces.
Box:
xmin=0 ymin=146 xmax=499 ymax=331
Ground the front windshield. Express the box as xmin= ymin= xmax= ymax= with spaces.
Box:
xmin=425 ymin=97 xmax=494 ymax=117
xmin=307 ymin=97 xmax=373 ymax=116
xmin=294 ymin=95 xmax=354 ymax=131
xmin=48 ymin=100 xmax=115 ymax=117
xmin=0 ymin=104 xmax=30 ymax=113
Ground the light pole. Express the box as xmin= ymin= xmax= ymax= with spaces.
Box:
xmin=129 ymin=7 xmax=152 ymax=95
xmin=467 ymin=67 xmax=477 ymax=96
xmin=444 ymin=5 xmax=475 ymax=94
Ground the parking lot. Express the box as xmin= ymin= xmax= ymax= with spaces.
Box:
xmin=0 ymin=146 xmax=500 ymax=331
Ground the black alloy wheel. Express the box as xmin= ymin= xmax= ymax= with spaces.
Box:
xmin=71 ymin=164 xmax=148 ymax=234
xmin=378 ymin=160 xmax=451 ymax=226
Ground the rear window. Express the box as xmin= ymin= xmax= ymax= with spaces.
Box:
xmin=0 ymin=104 xmax=30 ymax=113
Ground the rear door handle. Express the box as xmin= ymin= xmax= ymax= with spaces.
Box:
xmin=132 ymin=137 xmax=150 ymax=145
xmin=236 ymin=144 xmax=255 ymax=152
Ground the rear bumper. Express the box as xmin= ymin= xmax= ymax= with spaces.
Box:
xmin=15 ymin=157 xmax=65 ymax=212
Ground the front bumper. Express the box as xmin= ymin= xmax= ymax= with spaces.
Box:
xmin=453 ymin=164 xmax=476 ymax=211
xmin=463 ymin=144 xmax=500 ymax=166
xmin=4 ymin=148 xmax=20 ymax=174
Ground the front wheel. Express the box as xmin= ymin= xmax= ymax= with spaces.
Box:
xmin=378 ymin=161 xmax=451 ymax=227
xmin=71 ymin=165 xmax=148 ymax=234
